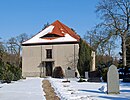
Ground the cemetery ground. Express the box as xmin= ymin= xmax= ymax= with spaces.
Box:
xmin=49 ymin=77 xmax=130 ymax=100
xmin=0 ymin=77 xmax=130 ymax=100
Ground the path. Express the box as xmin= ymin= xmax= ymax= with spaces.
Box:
xmin=0 ymin=78 xmax=45 ymax=100
xmin=42 ymin=79 xmax=60 ymax=100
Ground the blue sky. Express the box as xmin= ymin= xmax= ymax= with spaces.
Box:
xmin=0 ymin=0 xmax=100 ymax=40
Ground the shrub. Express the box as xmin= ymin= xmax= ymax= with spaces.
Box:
xmin=0 ymin=61 xmax=22 ymax=83
xmin=101 ymin=68 xmax=108 ymax=82
xmin=2 ymin=71 xmax=14 ymax=83
xmin=6 ymin=62 xmax=22 ymax=81
xmin=0 ymin=61 xmax=4 ymax=79
xmin=13 ymin=67 xmax=22 ymax=81
xmin=52 ymin=66 xmax=64 ymax=78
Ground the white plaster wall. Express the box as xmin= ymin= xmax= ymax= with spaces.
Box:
xmin=22 ymin=43 xmax=79 ymax=77
xmin=22 ymin=46 xmax=42 ymax=77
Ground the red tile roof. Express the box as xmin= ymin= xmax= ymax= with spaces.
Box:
xmin=22 ymin=20 xmax=80 ymax=45
xmin=49 ymin=20 xmax=80 ymax=41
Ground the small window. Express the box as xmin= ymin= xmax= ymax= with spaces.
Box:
xmin=40 ymin=34 xmax=61 ymax=39
xmin=46 ymin=49 xmax=52 ymax=59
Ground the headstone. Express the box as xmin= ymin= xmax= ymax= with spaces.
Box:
xmin=107 ymin=65 xmax=120 ymax=94
xmin=65 ymin=69 xmax=75 ymax=78
xmin=85 ymin=72 xmax=89 ymax=79
xmin=87 ymin=71 xmax=101 ymax=82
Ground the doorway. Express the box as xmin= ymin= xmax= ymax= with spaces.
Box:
xmin=45 ymin=62 xmax=53 ymax=76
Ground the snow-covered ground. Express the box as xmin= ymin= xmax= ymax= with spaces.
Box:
xmin=0 ymin=77 xmax=130 ymax=100
xmin=49 ymin=78 xmax=130 ymax=100
xmin=0 ymin=77 xmax=45 ymax=100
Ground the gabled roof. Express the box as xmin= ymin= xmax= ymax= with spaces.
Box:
xmin=22 ymin=20 xmax=80 ymax=45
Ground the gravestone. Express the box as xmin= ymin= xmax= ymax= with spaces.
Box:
xmin=107 ymin=65 xmax=120 ymax=94
xmin=85 ymin=72 xmax=89 ymax=79
xmin=87 ymin=71 xmax=101 ymax=82
xmin=65 ymin=69 xmax=75 ymax=78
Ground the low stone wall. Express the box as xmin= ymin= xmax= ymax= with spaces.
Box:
xmin=22 ymin=72 xmax=42 ymax=77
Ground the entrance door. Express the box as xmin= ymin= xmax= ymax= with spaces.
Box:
xmin=45 ymin=62 xmax=53 ymax=76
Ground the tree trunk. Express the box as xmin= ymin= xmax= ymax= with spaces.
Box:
xmin=122 ymin=36 xmax=127 ymax=67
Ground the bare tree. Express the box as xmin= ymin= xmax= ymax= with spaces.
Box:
xmin=85 ymin=27 xmax=117 ymax=57
xmin=6 ymin=33 xmax=28 ymax=66
xmin=96 ymin=0 xmax=130 ymax=66
xmin=16 ymin=33 xmax=28 ymax=54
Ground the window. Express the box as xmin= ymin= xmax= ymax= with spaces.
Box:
xmin=46 ymin=49 xmax=52 ymax=59
xmin=40 ymin=34 xmax=61 ymax=39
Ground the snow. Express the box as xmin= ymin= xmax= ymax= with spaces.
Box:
xmin=22 ymin=25 xmax=54 ymax=44
xmin=1 ymin=77 xmax=129 ymax=100
xmin=22 ymin=25 xmax=77 ymax=45
xmin=49 ymin=78 xmax=130 ymax=100
xmin=0 ymin=77 xmax=45 ymax=100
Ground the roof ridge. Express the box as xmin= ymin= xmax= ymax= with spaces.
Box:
xmin=52 ymin=20 xmax=80 ymax=41
xmin=57 ymin=20 xmax=70 ymax=34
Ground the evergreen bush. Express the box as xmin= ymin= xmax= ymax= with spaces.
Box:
xmin=101 ymin=67 xmax=108 ymax=82
xmin=0 ymin=60 xmax=4 ymax=79
xmin=0 ymin=61 xmax=22 ymax=83
xmin=77 ymin=38 xmax=92 ymax=77
xmin=13 ymin=67 xmax=22 ymax=81
xmin=2 ymin=71 xmax=14 ymax=83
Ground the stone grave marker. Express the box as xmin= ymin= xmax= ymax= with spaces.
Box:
xmin=65 ymin=69 xmax=75 ymax=78
xmin=85 ymin=72 xmax=89 ymax=79
xmin=107 ymin=65 xmax=120 ymax=94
